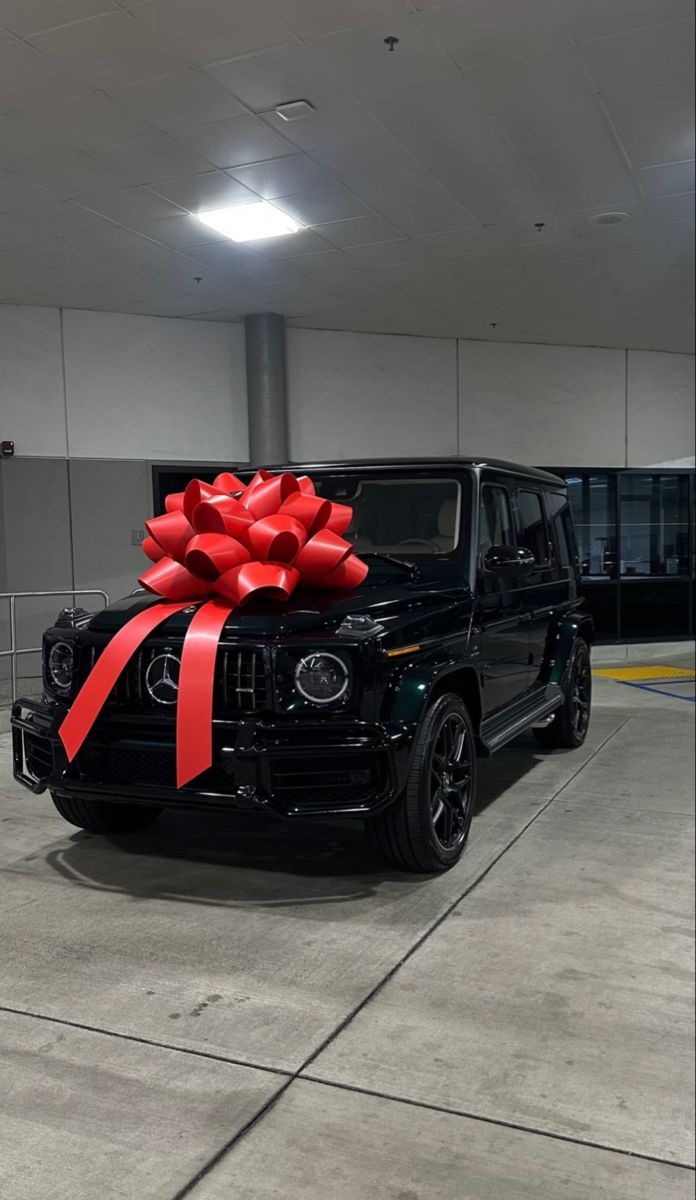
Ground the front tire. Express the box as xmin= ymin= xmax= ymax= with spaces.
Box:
xmin=367 ymin=694 xmax=477 ymax=873
xmin=51 ymin=792 xmax=162 ymax=834
xmin=534 ymin=639 xmax=592 ymax=750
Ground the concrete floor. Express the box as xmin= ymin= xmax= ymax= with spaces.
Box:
xmin=0 ymin=656 xmax=693 ymax=1199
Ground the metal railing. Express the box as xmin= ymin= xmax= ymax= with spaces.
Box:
xmin=0 ymin=590 xmax=109 ymax=704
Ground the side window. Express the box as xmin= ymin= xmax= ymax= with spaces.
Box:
xmin=547 ymin=492 xmax=572 ymax=567
xmin=516 ymin=490 xmax=549 ymax=565
xmin=479 ymin=485 xmax=514 ymax=561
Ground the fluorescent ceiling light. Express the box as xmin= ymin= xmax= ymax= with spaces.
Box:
xmin=197 ymin=202 xmax=302 ymax=243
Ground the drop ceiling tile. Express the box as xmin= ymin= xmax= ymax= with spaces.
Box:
xmin=28 ymin=10 xmax=188 ymax=88
xmin=399 ymin=116 xmax=513 ymax=169
xmin=228 ymin=154 xmax=335 ymax=199
xmin=0 ymin=0 xmax=116 ymax=36
xmin=524 ymin=138 xmax=628 ymax=186
xmin=0 ymin=166 xmax=59 ymax=214
xmin=601 ymin=76 xmax=694 ymax=134
xmin=561 ymin=0 xmax=693 ymax=41
xmin=647 ymin=192 xmax=695 ymax=224
xmin=263 ymin=0 xmax=411 ymax=39
xmin=308 ymin=15 xmax=452 ymax=94
xmin=0 ymin=39 xmax=90 ymax=106
xmin=173 ymin=116 xmax=292 ymax=170
xmin=207 ymin=43 xmax=342 ymax=113
xmin=97 ymin=134 xmax=214 ymax=183
xmin=269 ymin=249 xmax=361 ymax=277
xmin=598 ymin=247 xmax=682 ymax=286
xmin=28 ymin=89 xmax=160 ymax=149
xmin=465 ymin=46 xmax=593 ymax=113
xmin=135 ymin=0 xmax=291 ymax=65
xmin=414 ymin=226 xmax=495 ymax=257
xmin=312 ymin=214 xmax=401 ymax=247
xmin=308 ymin=135 xmax=417 ymax=188
xmin=150 ymin=171 xmax=258 ymax=211
xmin=449 ymin=246 xmax=518 ymax=275
xmin=494 ymin=94 xmax=611 ymax=154
xmin=530 ymin=256 xmax=609 ymax=292
xmin=547 ymin=172 xmax=642 ymax=211
xmin=463 ymin=267 xmax=533 ymax=292
xmin=272 ymin=188 xmax=369 ymax=225
xmin=76 ymin=185 xmax=186 ymax=221
xmin=115 ymin=70 xmax=246 ymax=132
xmin=621 ymin=125 xmax=696 ymax=169
xmin=512 ymin=237 xmax=587 ymax=266
xmin=660 ymin=217 xmax=695 ymax=244
xmin=359 ymin=70 xmax=484 ymax=134
xmin=423 ymin=0 xmax=569 ymax=69
xmin=354 ymin=169 xmax=452 ymax=213
xmin=260 ymin=93 xmax=386 ymax=153
xmin=485 ymin=213 xmax=573 ymax=246
xmin=637 ymin=160 xmax=696 ymax=198
xmin=391 ymin=202 xmax=476 ymax=237
xmin=373 ymin=258 xmax=451 ymax=285
xmin=579 ymin=223 xmax=660 ymax=255
xmin=346 ymin=238 xmax=426 ymax=267
xmin=578 ymin=20 xmax=695 ymax=92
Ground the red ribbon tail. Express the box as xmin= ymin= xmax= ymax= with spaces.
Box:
xmin=59 ymin=602 xmax=192 ymax=761
xmin=176 ymin=599 xmax=234 ymax=787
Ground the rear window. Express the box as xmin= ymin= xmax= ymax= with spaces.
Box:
xmin=516 ymin=490 xmax=549 ymax=565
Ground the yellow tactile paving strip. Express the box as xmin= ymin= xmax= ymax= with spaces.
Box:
xmin=593 ymin=665 xmax=696 ymax=681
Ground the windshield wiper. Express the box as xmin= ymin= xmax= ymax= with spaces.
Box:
xmin=360 ymin=552 xmax=421 ymax=581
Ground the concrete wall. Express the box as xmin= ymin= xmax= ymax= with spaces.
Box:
xmin=286 ymin=329 xmax=695 ymax=469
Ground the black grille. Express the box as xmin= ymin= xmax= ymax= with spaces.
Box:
xmin=24 ymin=731 xmax=54 ymax=782
xmin=72 ymin=744 xmax=235 ymax=793
xmin=269 ymin=753 xmax=384 ymax=814
xmin=82 ymin=641 xmax=268 ymax=715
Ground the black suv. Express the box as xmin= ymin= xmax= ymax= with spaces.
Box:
xmin=12 ymin=459 xmax=592 ymax=873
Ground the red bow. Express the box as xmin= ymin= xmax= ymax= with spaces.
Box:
xmin=60 ymin=470 xmax=367 ymax=786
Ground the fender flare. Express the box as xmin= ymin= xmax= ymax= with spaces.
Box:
xmin=384 ymin=655 xmax=484 ymax=731
xmin=543 ymin=610 xmax=594 ymax=688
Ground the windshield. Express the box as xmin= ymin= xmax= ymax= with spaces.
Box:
xmin=311 ymin=473 xmax=469 ymax=573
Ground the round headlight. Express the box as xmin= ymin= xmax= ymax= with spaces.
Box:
xmin=294 ymin=652 xmax=349 ymax=705
xmin=48 ymin=641 xmax=74 ymax=692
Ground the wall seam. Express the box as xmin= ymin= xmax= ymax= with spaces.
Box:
xmin=59 ymin=308 xmax=76 ymax=592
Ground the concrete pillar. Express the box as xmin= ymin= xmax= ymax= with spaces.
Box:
xmin=244 ymin=312 xmax=289 ymax=466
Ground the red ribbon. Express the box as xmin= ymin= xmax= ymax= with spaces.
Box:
xmin=59 ymin=470 xmax=368 ymax=787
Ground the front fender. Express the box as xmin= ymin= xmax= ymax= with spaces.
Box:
xmin=542 ymin=609 xmax=594 ymax=688
xmin=383 ymin=651 xmax=482 ymax=728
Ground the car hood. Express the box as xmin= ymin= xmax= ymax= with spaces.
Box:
xmin=87 ymin=578 xmax=471 ymax=641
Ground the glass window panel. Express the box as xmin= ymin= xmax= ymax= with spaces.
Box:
xmin=620 ymin=474 xmax=689 ymax=578
xmin=547 ymin=491 xmax=572 ymax=566
xmin=564 ymin=474 xmax=618 ymax=579
xmin=516 ymin=490 xmax=549 ymax=564
xmin=479 ymin=485 xmax=514 ymax=557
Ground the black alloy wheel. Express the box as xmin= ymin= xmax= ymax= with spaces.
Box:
xmin=367 ymin=693 xmax=477 ymax=873
xmin=534 ymin=639 xmax=592 ymax=750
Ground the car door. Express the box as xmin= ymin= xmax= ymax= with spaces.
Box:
xmin=512 ymin=487 xmax=557 ymax=690
xmin=476 ymin=481 xmax=531 ymax=715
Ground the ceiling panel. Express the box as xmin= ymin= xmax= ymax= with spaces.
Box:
xmin=97 ymin=134 xmax=214 ymax=183
xmin=207 ymin=43 xmax=341 ymax=112
xmin=422 ymin=0 xmax=569 ymax=69
xmin=262 ymin=0 xmax=412 ymax=39
xmin=578 ymin=19 xmax=695 ymax=93
xmin=0 ymin=0 xmax=692 ymax=351
xmin=136 ymin=0 xmax=291 ymax=64
xmin=114 ymin=70 xmax=246 ymax=131
xmin=560 ymin=0 xmax=694 ymax=41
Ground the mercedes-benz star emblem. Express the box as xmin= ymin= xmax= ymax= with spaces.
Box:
xmin=145 ymin=652 xmax=181 ymax=705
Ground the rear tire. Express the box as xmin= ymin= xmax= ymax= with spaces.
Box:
xmin=51 ymin=792 xmax=162 ymax=834
xmin=367 ymin=694 xmax=476 ymax=873
xmin=534 ymin=639 xmax=591 ymax=750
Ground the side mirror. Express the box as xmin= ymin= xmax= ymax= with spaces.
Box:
xmin=483 ymin=545 xmax=536 ymax=575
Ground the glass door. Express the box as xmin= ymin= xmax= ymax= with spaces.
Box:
xmin=619 ymin=474 xmax=690 ymax=638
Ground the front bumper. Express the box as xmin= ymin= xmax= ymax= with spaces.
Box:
xmin=11 ymin=697 xmax=413 ymax=818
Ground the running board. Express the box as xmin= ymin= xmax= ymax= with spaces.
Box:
xmin=478 ymin=684 xmax=563 ymax=756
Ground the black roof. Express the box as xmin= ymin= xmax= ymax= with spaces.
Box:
xmin=266 ymin=457 xmax=565 ymax=487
